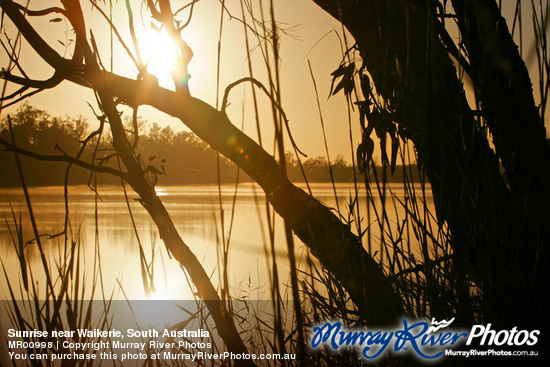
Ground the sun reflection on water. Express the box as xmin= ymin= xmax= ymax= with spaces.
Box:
xmin=155 ymin=187 xmax=168 ymax=196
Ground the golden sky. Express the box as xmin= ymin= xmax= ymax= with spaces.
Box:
xmin=0 ymin=0 xmax=360 ymax=161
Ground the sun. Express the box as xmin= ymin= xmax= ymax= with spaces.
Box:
xmin=138 ymin=30 xmax=179 ymax=86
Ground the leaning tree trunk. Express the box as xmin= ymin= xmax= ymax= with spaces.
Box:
xmin=101 ymin=73 xmax=405 ymax=327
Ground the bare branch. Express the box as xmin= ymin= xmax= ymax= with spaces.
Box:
xmin=0 ymin=137 xmax=128 ymax=179
xmin=0 ymin=85 xmax=28 ymax=101
xmin=0 ymin=88 xmax=44 ymax=109
xmin=219 ymin=0 xmax=270 ymax=40
xmin=0 ymin=37 xmax=28 ymax=79
xmin=0 ymin=0 xmax=77 ymax=73
xmin=11 ymin=3 xmax=66 ymax=17
xmin=174 ymin=0 xmax=199 ymax=30
xmin=222 ymin=76 xmax=306 ymax=157
xmin=0 ymin=70 xmax=63 ymax=107
xmin=0 ymin=70 xmax=63 ymax=89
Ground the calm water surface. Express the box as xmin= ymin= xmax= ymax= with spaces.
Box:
xmin=0 ymin=183 xmax=433 ymax=300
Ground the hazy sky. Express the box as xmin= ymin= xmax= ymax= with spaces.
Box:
xmin=0 ymin=0 xmax=360 ymax=161
xmin=0 ymin=0 xmax=547 ymax=162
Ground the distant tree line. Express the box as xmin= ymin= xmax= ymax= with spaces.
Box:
xmin=0 ymin=105 xmax=418 ymax=187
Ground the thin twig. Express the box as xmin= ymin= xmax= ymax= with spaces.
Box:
xmin=0 ymin=136 xmax=128 ymax=179
xmin=221 ymin=76 xmax=307 ymax=157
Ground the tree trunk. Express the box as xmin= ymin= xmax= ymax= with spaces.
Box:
xmin=100 ymin=73 xmax=404 ymax=326
xmin=451 ymin=0 xmax=549 ymax=330
xmin=312 ymin=0 xmax=549 ymax=329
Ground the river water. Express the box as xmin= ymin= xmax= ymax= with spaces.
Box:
xmin=0 ymin=182 xmax=433 ymax=301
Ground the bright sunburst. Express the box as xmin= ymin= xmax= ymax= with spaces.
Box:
xmin=139 ymin=30 xmax=179 ymax=85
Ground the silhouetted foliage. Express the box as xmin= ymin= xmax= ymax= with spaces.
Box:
xmin=0 ymin=104 xmax=88 ymax=186
xmin=2 ymin=105 xmax=413 ymax=186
